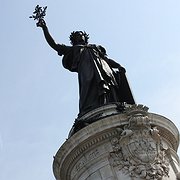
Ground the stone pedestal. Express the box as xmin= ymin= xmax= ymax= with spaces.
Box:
xmin=53 ymin=104 xmax=180 ymax=180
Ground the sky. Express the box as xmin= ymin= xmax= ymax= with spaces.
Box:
xmin=0 ymin=0 xmax=180 ymax=179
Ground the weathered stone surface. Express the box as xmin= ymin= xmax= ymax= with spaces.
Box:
xmin=53 ymin=104 xmax=180 ymax=180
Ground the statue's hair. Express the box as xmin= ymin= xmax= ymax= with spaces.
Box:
xmin=69 ymin=31 xmax=89 ymax=45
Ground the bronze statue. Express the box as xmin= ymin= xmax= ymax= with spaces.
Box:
xmin=30 ymin=6 xmax=135 ymax=117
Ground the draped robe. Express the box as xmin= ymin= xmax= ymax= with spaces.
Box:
xmin=57 ymin=44 xmax=135 ymax=116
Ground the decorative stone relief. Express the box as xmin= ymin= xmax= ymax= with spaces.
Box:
xmin=109 ymin=105 xmax=170 ymax=179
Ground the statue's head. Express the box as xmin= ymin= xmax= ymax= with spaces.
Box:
xmin=69 ymin=31 xmax=89 ymax=46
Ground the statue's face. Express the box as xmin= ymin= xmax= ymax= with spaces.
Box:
xmin=74 ymin=32 xmax=86 ymax=45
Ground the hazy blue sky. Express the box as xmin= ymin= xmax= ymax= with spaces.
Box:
xmin=1 ymin=0 xmax=180 ymax=179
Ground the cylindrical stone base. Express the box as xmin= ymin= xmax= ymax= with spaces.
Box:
xmin=53 ymin=104 xmax=180 ymax=180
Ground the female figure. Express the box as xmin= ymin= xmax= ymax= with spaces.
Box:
xmin=37 ymin=19 xmax=135 ymax=116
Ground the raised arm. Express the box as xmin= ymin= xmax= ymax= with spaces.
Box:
xmin=37 ymin=19 xmax=59 ymax=51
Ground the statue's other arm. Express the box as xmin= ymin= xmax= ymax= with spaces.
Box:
xmin=106 ymin=58 xmax=126 ymax=73
xmin=97 ymin=45 xmax=126 ymax=73
xmin=107 ymin=58 xmax=121 ymax=68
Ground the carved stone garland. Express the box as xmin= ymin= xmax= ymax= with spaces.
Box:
xmin=109 ymin=105 xmax=170 ymax=179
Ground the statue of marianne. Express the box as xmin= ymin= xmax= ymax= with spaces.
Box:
xmin=37 ymin=18 xmax=135 ymax=117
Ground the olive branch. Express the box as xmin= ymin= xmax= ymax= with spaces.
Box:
xmin=29 ymin=5 xmax=47 ymax=21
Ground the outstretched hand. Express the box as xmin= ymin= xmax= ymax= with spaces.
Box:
xmin=36 ymin=19 xmax=46 ymax=28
